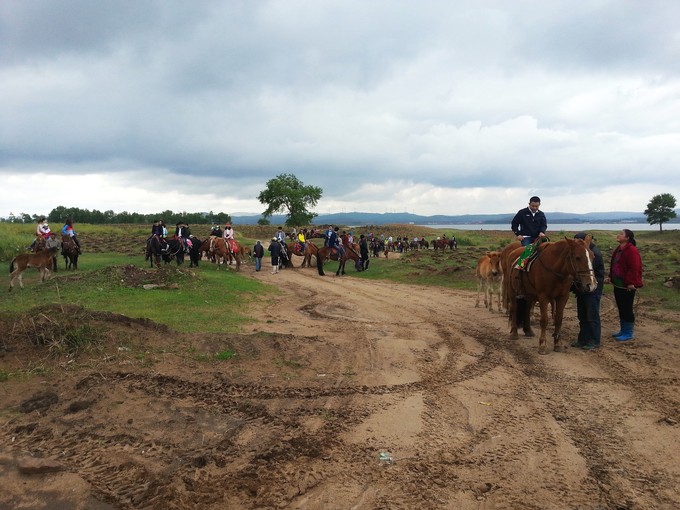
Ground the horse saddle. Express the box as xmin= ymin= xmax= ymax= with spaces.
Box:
xmin=515 ymin=245 xmax=539 ymax=271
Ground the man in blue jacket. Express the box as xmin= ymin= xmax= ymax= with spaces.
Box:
xmin=511 ymin=196 xmax=547 ymax=246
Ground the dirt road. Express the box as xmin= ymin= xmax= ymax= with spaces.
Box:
xmin=1 ymin=264 xmax=679 ymax=509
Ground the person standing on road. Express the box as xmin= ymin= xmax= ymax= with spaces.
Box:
xmin=268 ymin=237 xmax=281 ymax=274
xmin=359 ymin=234 xmax=369 ymax=271
xmin=252 ymin=240 xmax=264 ymax=272
xmin=571 ymin=233 xmax=605 ymax=350
xmin=606 ymin=229 xmax=643 ymax=342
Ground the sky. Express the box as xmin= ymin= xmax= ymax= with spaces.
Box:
xmin=2 ymin=0 xmax=680 ymax=220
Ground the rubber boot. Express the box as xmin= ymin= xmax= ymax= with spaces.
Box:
xmin=611 ymin=319 xmax=624 ymax=338
xmin=615 ymin=322 xmax=635 ymax=342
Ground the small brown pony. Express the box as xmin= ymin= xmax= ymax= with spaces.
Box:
xmin=506 ymin=237 xmax=597 ymax=354
xmin=9 ymin=247 xmax=60 ymax=291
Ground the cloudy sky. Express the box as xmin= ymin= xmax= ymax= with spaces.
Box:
xmin=2 ymin=0 xmax=679 ymax=219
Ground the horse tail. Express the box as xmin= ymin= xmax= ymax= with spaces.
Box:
xmin=9 ymin=257 xmax=17 ymax=274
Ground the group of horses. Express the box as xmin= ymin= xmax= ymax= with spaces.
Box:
xmin=475 ymin=236 xmax=597 ymax=355
xmin=8 ymin=235 xmax=79 ymax=291
xmin=145 ymin=235 xmax=247 ymax=270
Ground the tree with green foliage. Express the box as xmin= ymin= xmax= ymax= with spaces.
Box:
xmin=257 ymin=173 xmax=322 ymax=227
xmin=644 ymin=193 xmax=677 ymax=232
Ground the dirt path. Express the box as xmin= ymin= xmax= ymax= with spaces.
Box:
xmin=1 ymin=264 xmax=679 ymax=509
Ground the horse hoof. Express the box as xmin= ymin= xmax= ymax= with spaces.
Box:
xmin=538 ymin=346 xmax=551 ymax=355
xmin=554 ymin=345 xmax=567 ymax=353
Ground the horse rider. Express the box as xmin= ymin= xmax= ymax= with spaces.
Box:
xmin=297 ymin=228 xmax=307 ymax=251
xmin=329 ymin=226 xmax=346 ymax=258
xmin=275 ymin=226 xmax=286 ymax=244
xmin=149 ymin=219 xmax=166 ymax=254
xmin=29 ymin=216 xmax=52 ymax=251
xmin=511 ymin=195 xmax=548 ymax=270
xmin=223 ymin=223 xmax=236 ymax=254
xmin=61 ymin=216 xmax=82 ymax=254
xmin=210 ymin=223 xmax=223 ymax=238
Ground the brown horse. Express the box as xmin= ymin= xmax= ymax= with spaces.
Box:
xmin=61 ymin=235 xmax=79 ymax=270
xmin=499 ymin=241 xmax=521 ymax=312
xmin=506 ymin=237 xmax=597 ymax=354
xmin=316 ymin=243 xmax=361 ymax=276
xmin=287 ymin=241 xmax=318 ymax=268
xmin=9 ymin=247 xmax=59 ymax=291
xmin=208 ymin=237 xmax=244 ymax=270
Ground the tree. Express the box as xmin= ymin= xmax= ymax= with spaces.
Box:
xmin=257 ymin=173 xmax=322 ymax=227
xmin=644 ymin=193 xmax=677 ymax=232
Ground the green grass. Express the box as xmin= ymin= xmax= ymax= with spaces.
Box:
xmin=2 ymin=252 xmax=270 ymax=332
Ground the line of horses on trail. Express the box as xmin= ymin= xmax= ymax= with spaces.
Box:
xmin=476 ymin=236 xmax=597 ymax=355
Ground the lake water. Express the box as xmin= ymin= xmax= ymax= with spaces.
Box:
xmin=417 ymin=223 xmax=677 ymax=232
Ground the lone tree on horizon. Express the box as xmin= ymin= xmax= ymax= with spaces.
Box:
xmin=644 ymin=193 xmax=677 ymax=232
xmin=257 ymin=173 xmax=322 ymax=227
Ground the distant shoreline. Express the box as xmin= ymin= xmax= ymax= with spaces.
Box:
xmin=417 ymin=223 xmax=677 ymax=232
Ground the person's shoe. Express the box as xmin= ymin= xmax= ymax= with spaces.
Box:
xmin=615 ymin=322 xmax=635 ymax=342
xmin=580 ymin=343 xmax=600 ymax=350
xmin=571 ymin=340 xmax=585 ymax=348
xmin=611 ymin=319 xmax=624 ymax=338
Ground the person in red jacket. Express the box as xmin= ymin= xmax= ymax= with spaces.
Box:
xmin=606 ymin=229 xmax=643 ymax=341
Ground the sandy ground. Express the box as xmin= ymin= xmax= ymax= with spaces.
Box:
xmin=1 ymin=259 xmax=679 ymax=509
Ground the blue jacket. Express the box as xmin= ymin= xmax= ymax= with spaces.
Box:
xmin=511 ymin=207 xmax=547 ymax=239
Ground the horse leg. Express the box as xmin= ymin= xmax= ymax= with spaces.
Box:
xmin=552 ymin=295 xmax=570 ymax=352
xmin=475 ymin=278 xmax=482 ymax=308
xmin=537 ymin=298 xmax=550 ymax=355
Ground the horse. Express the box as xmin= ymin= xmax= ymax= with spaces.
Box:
xmin=208 ymin=237 xmax=244 ymax=270
xmin=162 ymin=238 xmax=185 ymax=265
xmin=61 ymin=235 xmax=79 ymax=270
xmin=145 ymin=236 xmax=164 ymax=268
xmin=187 ymin=236 xmax=202 ymax=267
xmin=506 ymin=237 xmax=597 ymax=355
xmin=475 ymin=251 xmax=503 ymax=312
xmin=9 ymin=247 xmax=59 ymax=291
xmin=499 ymin=241 xmax=522 ymax=312
xmin=316 ymin=242 xmax=361 ymax=276
xmin=418 ymin=238 xmax=430 ymax=250
xmin=287 ymin=241 xmax=318 ymax=268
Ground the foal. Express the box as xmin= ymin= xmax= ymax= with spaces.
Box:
xmin=9 ymin=247 xmax=59 ymax=291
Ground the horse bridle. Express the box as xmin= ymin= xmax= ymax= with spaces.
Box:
xmin=536 ymin=242 xmax=594 ymax=286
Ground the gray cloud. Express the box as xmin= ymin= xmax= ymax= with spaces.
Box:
xmin=1 ymin=0 xmax=679 ymax=217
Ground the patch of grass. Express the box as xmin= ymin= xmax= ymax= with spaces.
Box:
xmin=215 ymin=349 xmax=236 ymax=361
xmin=0 ymin=365 xmax=50 ymax=383
xmin=1 ymin=252 xmax=270 ymax=332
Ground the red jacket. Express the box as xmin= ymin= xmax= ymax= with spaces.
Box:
xmin=610 ymin=243 xmax=643 ymax=288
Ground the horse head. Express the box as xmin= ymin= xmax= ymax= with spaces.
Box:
xmin=565 ymin=236 xmax=597 ymax=293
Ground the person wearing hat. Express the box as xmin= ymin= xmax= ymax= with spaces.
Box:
xmin=29 ymin=216 xmax=52 ymax=251
xmin=268 ymin=237 xmax=281 ymax=274
xmin=223 ymin=223 xmax=235 ymax=254
xmin=571 ymin=232 xmax=605 ymax=350
xmin=274 ymin=226 xmax=286 ymax=243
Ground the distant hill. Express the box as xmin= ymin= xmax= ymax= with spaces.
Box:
xmin=230 ymin=210 xmax=679 ymax=226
